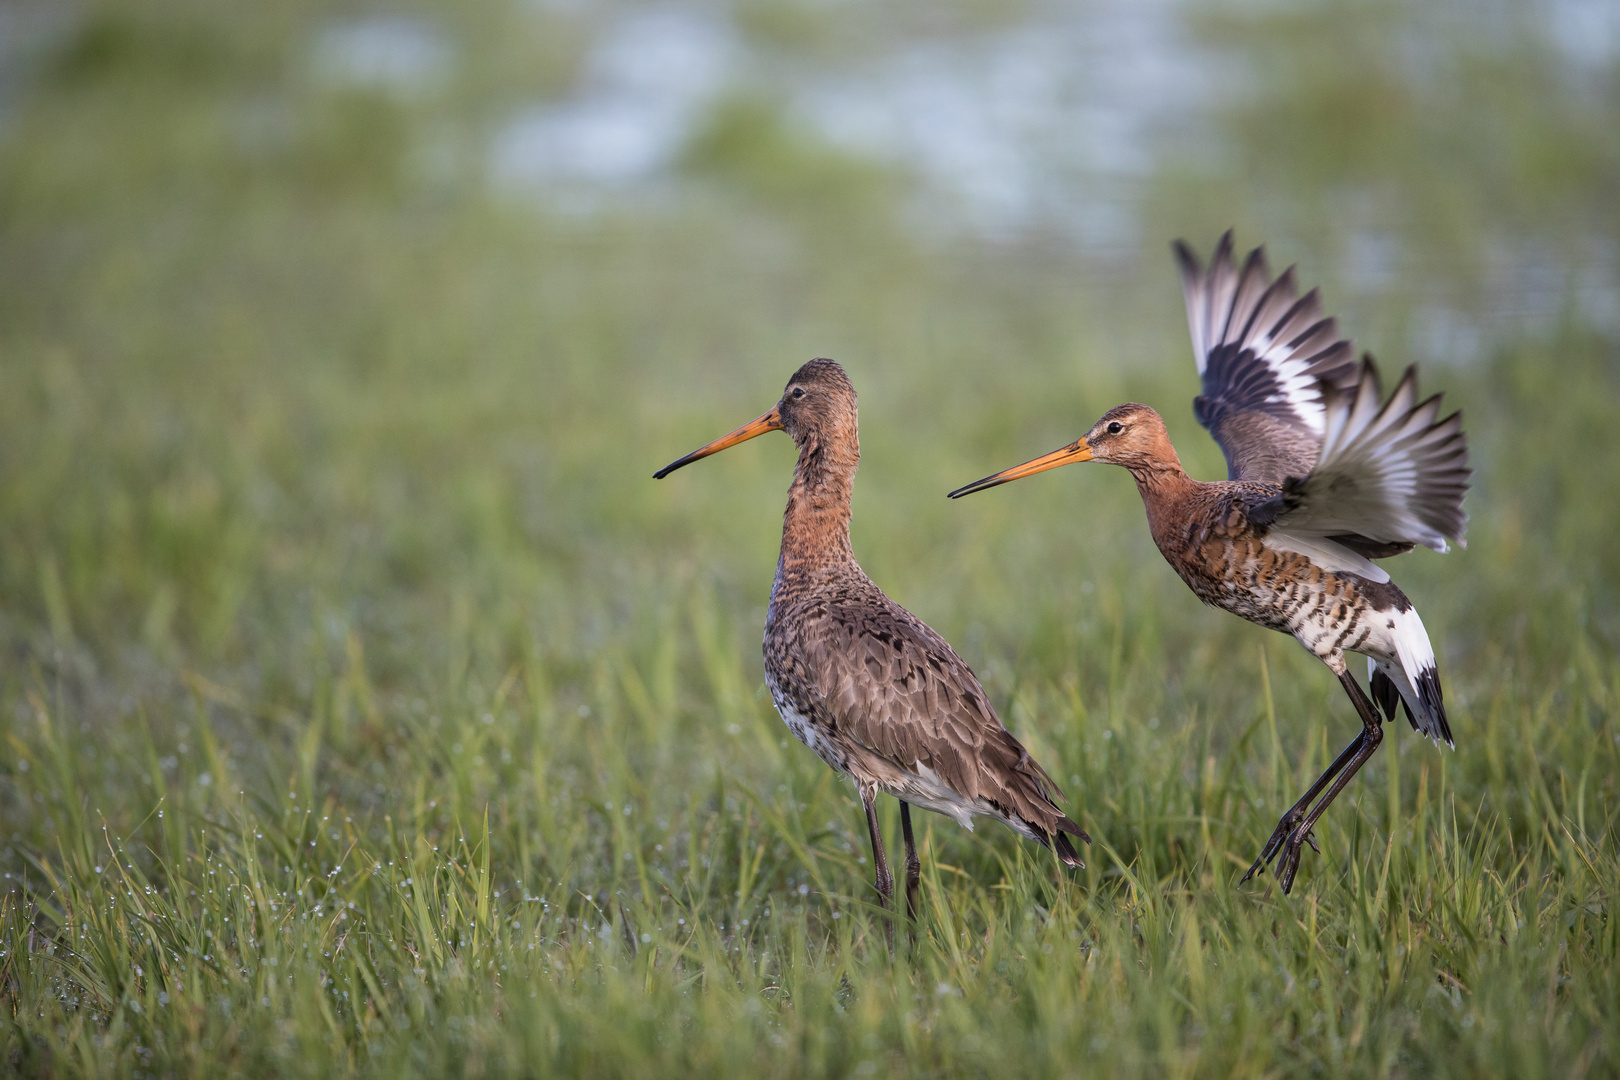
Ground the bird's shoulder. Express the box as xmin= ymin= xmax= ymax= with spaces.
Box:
xmin=1149 ymin=478 xmax=1281 ymax=548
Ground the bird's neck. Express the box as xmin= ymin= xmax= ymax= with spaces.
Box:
xmin=1121 ymin=431 xmax=1191 ymax=489
xmin=776 ymin=436 xmax=859 ymax=584
xmin=1126 ymin=445 xmax=1198 ymax=532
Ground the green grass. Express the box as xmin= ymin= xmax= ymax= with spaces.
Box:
xmin=2 ymin=2 xmax=1618 ymax=1076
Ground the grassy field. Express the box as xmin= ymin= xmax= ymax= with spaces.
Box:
xmin=2 ymin=2 xmax=1618 ymax=1076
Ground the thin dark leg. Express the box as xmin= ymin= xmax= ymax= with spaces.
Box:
xmin=1241 ymin=728 xmax=1367 ymax=884
xmin=861 ymin=787 xmax=894 ymax=944
xmin=900 ymin=802 xmax=921 ymax=925
xmin=1270 ymin=672 xmax=1385 ymax=893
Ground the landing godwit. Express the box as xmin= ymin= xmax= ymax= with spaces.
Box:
xmin=656 ymin=359 xmax=1088 ymax=923
xmin=949 ymin=235 xmax=1468 ymax=893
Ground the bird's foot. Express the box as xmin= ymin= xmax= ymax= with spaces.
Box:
xmin=1275 ymin=824 xmax=1317 ymax=894
xmin=1240 ymin=812 xmax=1317 ymax=886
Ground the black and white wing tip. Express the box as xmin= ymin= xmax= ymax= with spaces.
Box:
xmin=1285 ymin=357 xmax=1471 ymax=553
xmin=1174 ymin=231 xmax=1361 ymax=484
xmin=1175 ymin=231 xmax=1357 ymax=392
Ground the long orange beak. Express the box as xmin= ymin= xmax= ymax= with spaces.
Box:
xmin=654 ymin=406 xmax=785 ymax=479
xmin=948 ymin=438 xmax=1093 ymax=498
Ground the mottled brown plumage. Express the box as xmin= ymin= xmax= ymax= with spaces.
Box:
xmin=951 ymin=235 xmax=1470 ymax=894
xmin=656 ymin=358 xmax=1087 ymax=922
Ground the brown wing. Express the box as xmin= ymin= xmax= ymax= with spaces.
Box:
xmin=808 ymin=599 xmax=1086 ymax=846
xmin=1176 ymin=232 xmax=1360 ymax=486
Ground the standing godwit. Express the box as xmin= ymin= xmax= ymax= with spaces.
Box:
xmin=949 ymin=234 xmax=1469 ymax=894
xmin=656 ymin=358 xmax=1088 ymax=923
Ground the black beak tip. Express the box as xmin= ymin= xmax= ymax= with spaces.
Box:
xmin=947 ymin=478 xmax=993 ymax=499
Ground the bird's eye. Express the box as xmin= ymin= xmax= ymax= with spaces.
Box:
xmin=1106 ymin=421 xmax=1123 ymax=435
xmin=791 ymin=387 xmax=805 ymax=399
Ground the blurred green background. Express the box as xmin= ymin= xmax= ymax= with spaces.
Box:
xmin=1 ymin=1 xmax=1617 ymax=1076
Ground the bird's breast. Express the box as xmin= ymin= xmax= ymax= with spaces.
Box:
xmin=1167 ymin=532 xmax=1324 ymax=633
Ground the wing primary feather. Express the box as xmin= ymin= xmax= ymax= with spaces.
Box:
xmin=1237 ymin=265 xmax=1297 ymax=345
xmin=1206 ymin=233 xmax=1239 ymax=362
xmin=1174 ymin=239 xmax=1209 ymax=366
xmin=1273 ymin=357 xmax=1470 ymax=551
xmin=1268 ymin=287 xmax=1325 ymax=347
xmin=1175 ymin=233 xmax=1357 ymax=485
xmin=1223 ymin=247 xmax=1272 ymax=346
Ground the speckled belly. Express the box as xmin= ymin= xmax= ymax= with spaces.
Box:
xmin=1180 ymin=556 xmax=1295 ymax=632
xmin=1285 ymin=588 xmax=1377 ymax=661
xmin=1183 ymin=550 xmax=1373 ymax=660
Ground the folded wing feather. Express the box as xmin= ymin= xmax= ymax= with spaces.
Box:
xmin=814 ymin=604 xmax=1073 ymax=830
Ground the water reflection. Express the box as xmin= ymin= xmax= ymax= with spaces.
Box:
xmin=309 ymin=16 xmax=452 ymax=96
xmin=490 ymin=8 xmax=737 ymax=188
xmin=486 ymin=0 xmax=1205 ymax=242
xmin=795 ymin=0 xmax=1201 ymax=240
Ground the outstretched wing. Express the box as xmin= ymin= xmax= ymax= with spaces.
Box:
xmin=1271 ymin=358 xmax=1470 ymax=553
xmin=1176 ymin=232 xmax=1360 ymax=486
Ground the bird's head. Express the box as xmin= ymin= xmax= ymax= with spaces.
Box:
xmin=948 ymin=403 xmax=1171 ymax=497
xmin=653 ymin=358 xmax=858 ymax=479
xmin=776 ymin=358 xmax=858 ymax=451
xmin=1078 ymin=403 xmax=1171 ymax=469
